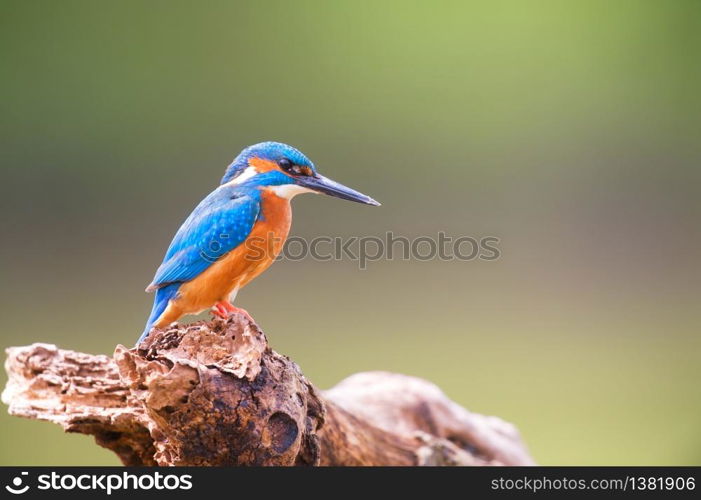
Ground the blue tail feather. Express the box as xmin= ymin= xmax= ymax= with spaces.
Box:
xmin=138 ymin=283 xmax=180 ymax=345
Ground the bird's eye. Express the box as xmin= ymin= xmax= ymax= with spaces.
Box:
xmin=279 ymin=158 xmax=305 ymax=175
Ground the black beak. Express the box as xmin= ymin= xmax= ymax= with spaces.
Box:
xmin=298 ymin=174 xmax=380 ymax=206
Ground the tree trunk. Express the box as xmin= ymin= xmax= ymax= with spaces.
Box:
xmin=2 ymin=314 xmax=534 ymax=466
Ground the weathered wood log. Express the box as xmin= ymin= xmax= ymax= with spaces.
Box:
xmin=2 ymin=314 xmax=534 ymax=466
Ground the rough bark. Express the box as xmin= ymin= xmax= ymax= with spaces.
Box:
xmin=2 ymin=314 xmax=534 ymax=466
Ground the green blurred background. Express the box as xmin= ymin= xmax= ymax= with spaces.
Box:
xmin=1 ymin=0 xmax=699 ymax=465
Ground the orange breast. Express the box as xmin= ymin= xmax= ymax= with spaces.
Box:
xmin=173 ymin=190 xmax=292 ymax=316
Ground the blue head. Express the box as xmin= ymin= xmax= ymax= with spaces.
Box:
xmin=220 ymin=141 xmax=379 ymax=205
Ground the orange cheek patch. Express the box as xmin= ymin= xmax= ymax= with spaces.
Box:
xmin=249 ymin=157 xmax=281 ymax=173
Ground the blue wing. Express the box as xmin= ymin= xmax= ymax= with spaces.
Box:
xmin=146 ymin=189 xmax=261 ymax=291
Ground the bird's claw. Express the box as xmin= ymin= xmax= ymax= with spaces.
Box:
xmin=212 ymin=301 xmax=253 ymax=322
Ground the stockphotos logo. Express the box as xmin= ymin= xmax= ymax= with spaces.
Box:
xmin=4 ymin=471 xmax=193 ymax=495
xmin=5 ymin=472 xmax=29 ymax=495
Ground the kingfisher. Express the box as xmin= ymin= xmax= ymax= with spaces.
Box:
xmin=139 ymin=142 xmax=379 ymax=343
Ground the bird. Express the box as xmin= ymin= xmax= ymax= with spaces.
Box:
xmin=139 ymin=141 xmax=379 ymax=343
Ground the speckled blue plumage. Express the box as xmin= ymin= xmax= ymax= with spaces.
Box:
xmin=221 ymin=141 xmax=315 ymax=184
xmin=148 ymin=186 xmax=261 ymax=290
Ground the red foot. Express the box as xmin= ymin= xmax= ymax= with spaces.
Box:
xmin=212 ymin=301 xmax=253 ymax=322
xmin=212 ymin=302 xmax=229 ymax=318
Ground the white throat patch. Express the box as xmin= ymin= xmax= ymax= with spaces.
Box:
xmin=267 ymin=184 xmax=315 ymax=200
